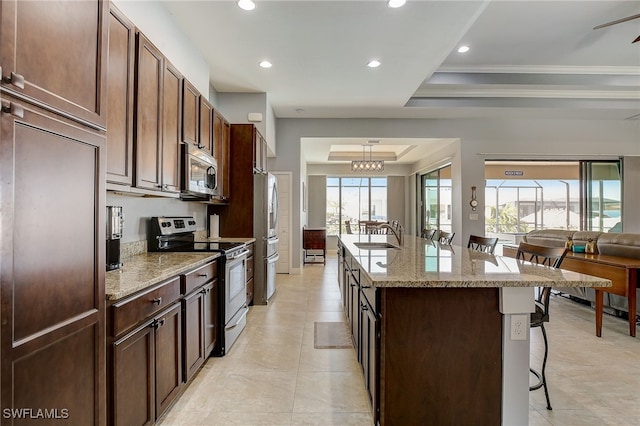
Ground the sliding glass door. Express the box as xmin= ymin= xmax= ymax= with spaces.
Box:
xmin=582 ymin=161 xmax=622 ymax=232
xmin=484 ymin=160 xmax=622 ymax=235
xmin=420 ymin=165 xmax=452 ymax=233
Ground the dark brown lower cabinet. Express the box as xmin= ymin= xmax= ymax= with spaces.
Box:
xmin=341 ymin=250 xmax=502 ymax=425
xmin=348 ymin=272 xmax=360 ymax=355
xmin=183 ymin=289 xmax=205 ymax=382
xmin=359 ymin=289 xmax=379 ymax=420
xmin=0 ymin=94 xmax=105 ymax=424
xmin=112 ymin=303 xmax=182 ymax=425
xmin=203 ymin=281 xmax=219 ymax=357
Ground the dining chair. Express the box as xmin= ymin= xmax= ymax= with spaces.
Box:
xmin=515 ymin=241 xmax=568 ymax=411
xmin=467 ymin=235 xmax=499 ymax=254
xmin=438 ymin=231 xmax=455 ymax=245
xmin=421 ymin=229 xmax=436 ymax=240
xmin=344 ymin=220 xmax=353 ymax=234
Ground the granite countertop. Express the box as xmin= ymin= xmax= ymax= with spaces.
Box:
xmin=106 ymin=252 xmax=221 ymax=301
xmin=339 ymin=235 xmax=612 ymax=289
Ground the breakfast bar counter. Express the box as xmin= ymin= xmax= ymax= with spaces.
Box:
xmin=337 ymin=235 xmax=610 ymax=425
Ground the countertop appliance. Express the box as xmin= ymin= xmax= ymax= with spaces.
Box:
xmin=181 ymin=143 xmax=217 ymax=200
xmin=148 ymin=216 xmax=249 ymax=355
xmin=106 ymin=206 xmax=123 ymax=271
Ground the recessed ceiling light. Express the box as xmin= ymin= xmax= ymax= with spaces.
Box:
xmin=259 ymin=60 xmax=272 ymax=68
xmin=238 ymin=0 xmax=255 ymax=11
xmin=387 ymin=0 xmax=407 ymax=8
xmin=457 ymin=45 xmax=470 ymax=53
xmin=367 ymin=60 xmax=381 ymax=68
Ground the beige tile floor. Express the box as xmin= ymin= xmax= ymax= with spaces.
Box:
xmin=159 ymin=254 xmax=639 ymax=426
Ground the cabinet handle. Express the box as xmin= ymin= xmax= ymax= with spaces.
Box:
xmin=3 ymin=72 xmax=25 ymax=89
xmin=1 ymin=101 xmax=24 ymax=118
xmin=163 ymin=184 xmax=169 ymax=190
xmin=152 ymin=297 xmax=162 ymax=305
xmin=361 ymin=302 xmax=369 ymax=311
xmin=157 ymin=318 xmax=166 ymax=328
xmin=198 ymin=273 xmax=208 ymax=278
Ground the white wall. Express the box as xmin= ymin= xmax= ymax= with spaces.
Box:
xmin=275 ymin=117 xmax=640 ymax=271
xmin=216 ymin=93 xmax=277 ymax=155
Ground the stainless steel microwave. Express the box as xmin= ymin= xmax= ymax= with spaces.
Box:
xmin=181 ymin=143 xmax=217 ymax=200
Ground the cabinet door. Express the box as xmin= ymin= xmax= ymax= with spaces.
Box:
xmin=113 ymin=324 xmax=154 ymax=426
xmin=155 ymin=303 xmax=183 ymax=419
xmin=260 ymin=135 xmax=268 ymax=174
xmin=1 ymin=96 xmax=106 ymax=425
xmin=348 ymin=274 xmax=360 ymax=356
xmin=252 ymin=128 xmax=262 ymax=173
xmin=0 ymin=0 xmax=108 ymax=128
xmin=161 ymin=62 xmax=183 ymax=193
xmin=182 ymin=80 xmax=199 ymax=146
xmin=106 ymin=5 xmax=135 ymax=185
xmin=203 ymin=280 xmax=219 ymax=357
xmin=212 ymin=109 xmax=229 ymax=201
xmin=134 ymin=32 xmax=163 ymax=191
xmin=183 ymin=290 xmax=205 ymax=382
xmin=360 ymin=295 xmax=379 ymax=420
xmin=221 ymin=118 xmax=231 ymax=199
xmin=199 ymin=97 xmax=214 ymax=155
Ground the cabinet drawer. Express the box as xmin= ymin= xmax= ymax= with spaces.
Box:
xmin=246 ymin=256 xmax=254 ymax=281
xmin=112 ymin=277 xmax=181 ymax=337
xmin=182 ymin=261 xmax=217 ymax=295
xmin=246 ymin=243 xmax=255 ymax=258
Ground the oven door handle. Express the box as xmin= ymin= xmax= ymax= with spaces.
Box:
xmin=227 ymin=249 xmax=250 ymax=260
xmin=225 ymin=305 xmax=249 ymax=331
xmin=266 ymin=254 xmax=280 ymax=264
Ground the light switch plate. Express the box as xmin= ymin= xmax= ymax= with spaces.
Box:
xmin=469 ymin=213 xmax=479 ymax=221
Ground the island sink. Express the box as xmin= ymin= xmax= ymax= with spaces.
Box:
xmin=353 ymin=242 xmax=400 ymax=250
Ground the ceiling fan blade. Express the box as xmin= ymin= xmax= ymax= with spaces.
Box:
xmin=593 ymin=13 xmax=640 ymax=30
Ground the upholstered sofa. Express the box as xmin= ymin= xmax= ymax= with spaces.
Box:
xmin=521 ymin=230 xmax=640 ymax=317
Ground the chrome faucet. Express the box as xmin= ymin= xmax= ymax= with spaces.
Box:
xmin=379 ymin=223 xmax=404 ymax=247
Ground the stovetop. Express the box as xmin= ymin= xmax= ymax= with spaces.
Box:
xmin=148 ymin=216 xmax=246 ymax=255
xmin=164 ymin=240 xmax=246 ymax=254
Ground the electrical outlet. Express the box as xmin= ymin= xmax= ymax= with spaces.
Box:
xmin=510 ymin=314 xmax=527 ymax=340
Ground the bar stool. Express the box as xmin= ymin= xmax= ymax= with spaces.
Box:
xmin=516 ymin=242 xmax=568 ymax=410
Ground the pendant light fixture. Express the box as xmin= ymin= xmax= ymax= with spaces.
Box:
xmin=351 ymin=144 xmax=384 ymax=172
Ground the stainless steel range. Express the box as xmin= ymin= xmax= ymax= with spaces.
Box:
xmin=148 ymin=216 xmax=249 ymax=356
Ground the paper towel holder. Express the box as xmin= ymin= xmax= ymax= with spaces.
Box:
xmin=209 ymin=214 xmax=220 ymax=238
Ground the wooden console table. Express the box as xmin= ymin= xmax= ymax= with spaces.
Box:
xmin=503 ymin=244 xmax=639 ymax=337
xmin=303 ymin=227 xmax=326 ymax=264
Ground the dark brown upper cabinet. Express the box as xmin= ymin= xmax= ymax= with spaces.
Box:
xmin=161 ymin=63 xmax=183 ymax=194
xmin=199 ymin=97 xmax=214 ymax=156
xmin=213 ymin=110 xmax=231 ymax=202
xmin=134 ymin=32 xmax=183 ymax=194
xmin=0 ymin=0 xmax=108 ymax=129
xmin=106 ymin=5 xmax=135 ymax=186
xmin=182 ymin=80 xmax=199 ymax=146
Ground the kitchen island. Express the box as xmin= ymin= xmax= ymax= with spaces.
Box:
xmin=338 ymin=234 xmax=611 ymax=426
